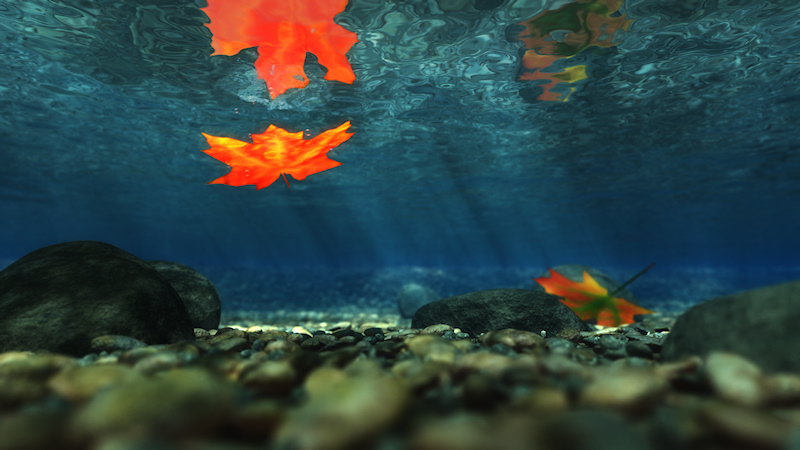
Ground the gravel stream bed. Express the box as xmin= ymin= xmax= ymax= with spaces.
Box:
xmin=1 ymin=310 xmax=799 ymax=450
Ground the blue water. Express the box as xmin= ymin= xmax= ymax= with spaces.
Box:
xmin=2 ymin=0 xmax=800 ymax=312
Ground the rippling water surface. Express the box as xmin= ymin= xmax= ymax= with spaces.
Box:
xmin=2 ymin=0 xmax=800 ymax=305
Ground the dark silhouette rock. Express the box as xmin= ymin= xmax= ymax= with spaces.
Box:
xmin=147 ymin=260 xmax=221 ymax=330
xmin=662 ymin=280 xmax=800 ymax=373
xmin=0 ymin=241 xmax=194 ymax=356
xmin=412 ymin=288 xmax=591 ymax=336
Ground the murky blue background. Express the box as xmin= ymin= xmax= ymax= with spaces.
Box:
xmin=2 ymin=0 xmax=799 ymax=312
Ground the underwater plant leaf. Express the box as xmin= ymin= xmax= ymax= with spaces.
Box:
xmin=201 ymin=0 xmax=358 ymax=99
xmin=202 ymin=121 xmax=353 ymax=189
xmin=516 ymin=0 xmax=632 ymax=101
xmin=532 ymin=268 xmax=654 ymax=326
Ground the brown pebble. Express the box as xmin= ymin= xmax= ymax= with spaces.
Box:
xmin=479 ymin=329 xmax=546 ymax=352
xmin=392 ymin=359 xmax=450 ymax=392
xmin=73 ymin=368 xmax=237 ymax=440
xmin=580 ymin=367 xmax=668 ymax=412
xmin=700 ymin=401 xmax=793 ymax=448
xmin=48 ymin=364 xmax=143 ymax=403
xmin=90 ymin=335 xmax=147 ymax=353
xmin=275 ymin=364 xmax=408 ymax=450
xmin=705 ymin=352 xmax=763 ymax=407
xmin=420 ymin=324 xmax=455 ymax=335
xmin=239 ymin=360 xmax=297 ymax=396
xmin=407 ymin=335 xmax=463 ymax=365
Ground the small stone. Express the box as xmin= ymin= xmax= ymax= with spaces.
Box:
xmin=49 ymin=364 xmax=143 ymax=403
xmin=132 ymin=351 xmax=193 ymax=375
xmin=0 ymin=353 xmax=76 ymax=381
xmin=0 ymin=377 xmax=49 ymax=408
xmin=275 ymin=365 xmax=408 ymax=449
xmin=556 ymin=327 xmax=582 ymax=343
xmin=701 ymin=401 xmax=793 ymax=448
xmin=239 ymin=360 xmax=297 ymax=396
xmin=704 ymin=352 xmax=763 ymax=407
xmin=479 ymin=329 xmax=546 ymax=352
xmin=763 ymin=373 xmax=800 ymax=405
xmin=194 ymin=328 xmax=211 ymax=339
xmin=406 ymin=335 xmax=463 ymax=365
xmin=580 ymin=367 xmax=668 ymax=412
xmin=597 ymin=334 xmax=628 ymax=360
xmin=392 ymin=359 xmax=450 ymax=392
xmin=420 ymin=324 xmax=455 ymax=336
xmin=300 ymin=335 xmax=337 ymax=351
xmin=211 ymin=337 xmax=250 ymax=353
xmin=457 ymin=351 xmax=515 ymax=377
xmin=90 ymin=335 xmax=147 ymax=353
xmin=74 ymin=368 xmax=237 ymax=440
xmin=229 ymin=399 xmax=286 ymax=441
xmin=625 ymin=340 xmax=654 ymax=359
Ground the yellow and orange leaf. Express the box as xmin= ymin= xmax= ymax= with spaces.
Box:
xmin=202 ymin=121 xmax=353 ymax=189
xmin=533 ymin=268 xmax=653 ymax=326
xmin=201 ymin=0 xmax=358 ymax=99
xmin=516 ymin=0 xmax=632 ymax=101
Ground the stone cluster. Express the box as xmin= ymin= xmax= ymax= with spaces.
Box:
xmin=2 ymin=314 xmax=800 ymax=450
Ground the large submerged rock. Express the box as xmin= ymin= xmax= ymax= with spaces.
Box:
xmin=412 ymin=288 xmax=591 ymax=336
xmin=662 ymin=280 xmax=800 ymax=373
xmin=0 ymin=241 xmax=195 ymax=356
xmin=147 ymin=260 xmax=221 ymax=330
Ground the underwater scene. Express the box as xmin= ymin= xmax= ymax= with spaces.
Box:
xmin=2 ymin=0 xmax=800 ymax=448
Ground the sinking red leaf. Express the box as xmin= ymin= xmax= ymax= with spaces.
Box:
xmin=533 ymin=268 xmax=654 ymax=326
xmin=201 ymin=0 xmax=358 ymax=99
xmin=202 ymin=121 xmax=353 ymax=189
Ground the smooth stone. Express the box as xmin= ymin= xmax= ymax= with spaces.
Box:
xmin=148 ymin=260 xmax=222 ymax=330
xmin=406 ymin=335 xmax=463 ymax=365
xmin=74 ymin=368 xmax=237 ymax=440
xmin=239 ymin=360 xmax=297 ymax=396
xmin=579 ymin=368 xmax=668 ymax=412
xmin=0 ymin=241 xmax=194 ymax=356
xmin=478 ymin=328 xmax=546 ymax=351
xmin=412 ymin=289 xmax=591 ymax=336
xmin=48 ymin=364 xmax=143 ymax=403
xmin=275 ymin=362 xmax=408 ymax=450
xmin=90 ymin=335 xmax=147 ymax=353
xmin=704 ymin=352 xmax=763 ymax=407
xmin=662 ymin=279 xmax=800 ymax=372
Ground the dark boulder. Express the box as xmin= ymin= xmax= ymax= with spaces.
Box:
xmin=147 ymin=260 xmax=221 ymax=330
xmin=412 ymin=288 xmax=591 ymax=336
xmin=0 ymin=241 xmax=194 ymax=356
xmin=662 ymin=280 xmax=800 ymax=373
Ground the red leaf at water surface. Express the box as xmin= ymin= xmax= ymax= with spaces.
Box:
xmin=202 ymin=0 xmax=358 ymax=98
xmin=533 ymin=268 xmax=654 ymax=326
xmin=201 ymin=121 xmax=353 ymax=189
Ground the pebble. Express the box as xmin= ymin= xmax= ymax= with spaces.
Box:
xmin=0 ymin=313 xmax=798 ymax=450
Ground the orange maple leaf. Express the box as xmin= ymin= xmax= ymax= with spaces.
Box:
xmin=201 ymin=0 xmax=358 ymax=99
xmin=201 ymin=121 xmax=353 ymax=189
xmin=532 ymin=268 xmax=654 ymax=326
xmin=516 ymin=0 xmax=632 ymax=101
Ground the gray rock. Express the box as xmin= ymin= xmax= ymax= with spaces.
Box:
xmin=397 ymin=283 xmax=440 ymax=318
xmin=0 ymin=241 xmax=194 ymax=356
xmin=533 ymin=264 xmax=640 ymax=304
xmin=411 ymin=289 xmax=591 ymax=336
xmin=147 ymin=260 xmax=221 ymax=330
xmin=661 ymin=280 xmax=800 ymax=373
